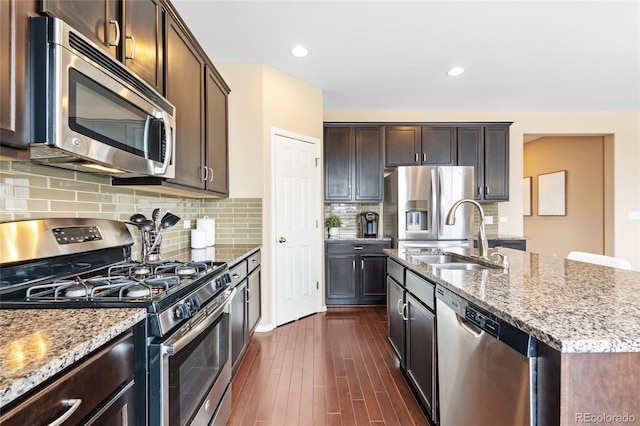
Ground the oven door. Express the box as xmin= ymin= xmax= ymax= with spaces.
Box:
xmin=149 ymin=288 xmax=235 ymax=426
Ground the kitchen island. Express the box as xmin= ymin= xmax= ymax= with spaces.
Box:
xmin=386 ymin=247 xmax=640 ymax=424
xmin=0 ymin=308 xmax=146 ymax=409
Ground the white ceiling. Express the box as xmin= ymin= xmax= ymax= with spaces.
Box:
xmin=172 ymin=0 xmax=640 ymax=111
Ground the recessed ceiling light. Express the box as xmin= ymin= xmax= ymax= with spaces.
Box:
xmin=447 ymin=67 xmax=465 ymax=76
xmin=291 ymin=45 xmax=308 ymax=58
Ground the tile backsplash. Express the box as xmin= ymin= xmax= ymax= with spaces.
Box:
xmin=0 ymin=161 xmax=262 ymax=259
xmin=324 ymin=201 xmax=498 ymax=238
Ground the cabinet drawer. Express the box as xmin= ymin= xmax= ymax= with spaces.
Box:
xmin=0 ymin=331 xmax=135 ymax=426
xmin=406 ymin=270 xmax=435 ymax=310
xmin=229 ymin=260 xmax=248 ymax=287
xmin=247 ymin=250 xmax=261 ymax=272
xmin=387 ymin=258 xmax=405 ymax=285
xmin=326 ymin=242 xmax=389 ymax=254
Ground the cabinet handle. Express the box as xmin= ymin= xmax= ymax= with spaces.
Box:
xmin=353 ymin=246 xmax=363 ymax=250
xmin=108 ymin=20 xmax=120 ymax=47
xmin=48 ymin=399 xmax=83 ymax=426
xmin=486 ymin=186 xmax=489 ymax=195
xmin=125 ymin=34 xmax=136 ymax=59
xmin=352 ymin=260 xmax=355 ymax=269
xmin=422 ymin=153 xmax=426 ymax=162
xmin=245 ymin=286 xmax=250 ymax=302
xmin=209 ymin=167 xmax=214 ymax=182
xmin=232 ymin=273 xmax=242 ymax=279
xmin=414 ymin=153 xmax=419 ymax=162
xmin=396 ymin=298 xmax=403 ymax=315
xmin=251 ymin=259 xmax=258 ymax=263
xmin=478 ymin=186 xmax=482 ymax=195
xmin=202 ymin=166 xmax=209 ymax=182
xmin=361 ymin=259 xmax=364 ymax=269
xmin=401 ymin=303 xmax=408 ymax=321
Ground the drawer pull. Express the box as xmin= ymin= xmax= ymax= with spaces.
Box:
xmin=232 ymin=273 xmax=242 ymax=279
xmin=251 ymin=259 xmax=258 ymax=263
xmin=48 ymin=399 xmax=82 ymax=426
xmin=353 ymin=246 xmax=364 ymax=250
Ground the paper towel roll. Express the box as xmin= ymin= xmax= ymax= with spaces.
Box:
xmin=191 ymin=229 xmax=207 ymax=249
xmin=196 ymin=217 xmax=215 ymax=246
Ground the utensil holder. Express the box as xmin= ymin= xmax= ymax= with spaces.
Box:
xmin=142 ymin=230 xmax=162 ymax=262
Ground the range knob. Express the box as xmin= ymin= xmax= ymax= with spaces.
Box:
xmin=174 ymin=303 xmax=192 ymax=319
xmin=189 ymin=297 xmax=201 ymax=312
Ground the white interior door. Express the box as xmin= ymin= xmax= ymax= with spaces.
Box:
xmin=274 ymin=132 xmax=320 ymax=326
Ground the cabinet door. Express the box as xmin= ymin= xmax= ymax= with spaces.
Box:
xmin=354 ymin=127 xmax=383 ymax=202
xmin=386 ymin=277 xmax=404 ymax=363
xmin=247 ymin=266 xmax=261 ymax=334
xmin=457 ymin=126 xmax=483 ymax=200
xmin=1 ymin=0 xmax=33 ymax=149
xmin=231 ymin=281 xmax=247 ymax=366
xmin=165 ymin=16 xmax=205 ymax=189
xmin=205 ymin=66 xmax=229 ymax=196
xmin=325 ymin=254 xmax=357 ymax=302
xmin=384 ymin=126 xmax=421 ymax=167
xmin=359 ymin=254 xmax=387 ymax=302
xmin=405 ymin=293 xmax=436 ymax=422
xmin=324 ymin=127 xmax=353 ymax=201
xmin=484 ymin=125 xmax=510 ymax=201
xmin=41 ymin=0 xmax=118 ymax=56
xmin=85 ymin=382 xmax=136 ymax=425
xmin=123 ymin=0 xmax=163 ymax=91
xmin=421 ymin=126 xmax=456 ymax=165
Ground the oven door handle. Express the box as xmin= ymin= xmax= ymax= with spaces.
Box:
xmin=163 ymin=287 xmax=236 ymax=355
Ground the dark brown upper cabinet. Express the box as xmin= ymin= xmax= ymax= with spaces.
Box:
xmin=457 ymin=124 xmax=510 ymax=201
xmin=324 ymin=126 xmax=384 ymax=202
xmin=1 ymin=0 xmax=37 ymax=151
xmin=385 ymin=126 xmax=456 ymax=167
xmin=40 ymin=0 xmax=164 ymax=92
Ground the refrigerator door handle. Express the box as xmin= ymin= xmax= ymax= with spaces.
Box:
xmin=431 ymin=168 xmax=438 ymax=237
xmin=438 ymin=168 xmax=445 ymax=236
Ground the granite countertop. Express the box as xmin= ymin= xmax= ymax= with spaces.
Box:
xmin=0 ymin=308 xmax=146 ymax=408
xmin=164 ymin=243 xmax=261 ymax=268
xmin=386 ymin=247 xmax=640 ymax=354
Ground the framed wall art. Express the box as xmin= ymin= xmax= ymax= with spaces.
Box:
xmin=538 ymin=171 xmax=566 ymax=216
xmin=523 ymin=176 xmax=532 ymax=216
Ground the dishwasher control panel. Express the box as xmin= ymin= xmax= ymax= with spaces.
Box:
xmin=465 ymin=305 xmax=500 ymax=338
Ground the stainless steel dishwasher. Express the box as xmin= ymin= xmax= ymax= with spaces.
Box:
xmin=436 ymin=285 xmax=537 ymax=426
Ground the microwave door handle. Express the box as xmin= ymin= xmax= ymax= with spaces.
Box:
xmin=143 ymin=116 xmax=152 ymax=159
xmin=154 ymin=111 xmax=173 ymax=176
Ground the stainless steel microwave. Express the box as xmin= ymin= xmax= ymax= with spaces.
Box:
xmin=29 ymin=16 xmax=175 ymax=178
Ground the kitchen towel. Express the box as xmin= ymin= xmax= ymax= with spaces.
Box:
xmin=191 ymin=229 xmax=207 ymax=249
xmin=196 ymin=217 xmax=215 ymax=246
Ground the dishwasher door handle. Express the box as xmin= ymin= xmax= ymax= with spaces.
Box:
xmin=456 ymin=314 xmax=482 ymax=337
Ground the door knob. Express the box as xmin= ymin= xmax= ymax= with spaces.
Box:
xmin=278 ymin=237 xmax=286 ymax=243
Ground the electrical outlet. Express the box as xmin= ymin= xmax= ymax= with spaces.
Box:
xmin=183 ymin=219 xmax=191 ymax=229
xmin=629 ymin=211 xmax=640 ymax=220
xmin=499 ymin=217 xmax=508 ymax=223
xmin=484 ymin=216 xmax=494 ymax=225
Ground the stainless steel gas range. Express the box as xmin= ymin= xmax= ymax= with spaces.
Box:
xmin=0 ymin=218 xmax=234 ymax=426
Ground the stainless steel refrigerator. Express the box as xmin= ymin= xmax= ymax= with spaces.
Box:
xmin=383 ymin=166 xmax=474 ymax=249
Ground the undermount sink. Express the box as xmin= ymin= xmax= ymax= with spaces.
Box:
xmin=432 ymin=262 xmax=489 ymax=270
xmin=409 ymin=253 xmax=497 ymax=270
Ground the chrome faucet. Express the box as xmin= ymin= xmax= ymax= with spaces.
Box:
xmin=446 ymin=198 xmax=488 ymax=259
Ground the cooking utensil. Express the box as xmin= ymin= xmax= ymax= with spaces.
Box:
xmin=129 ymin=213 xmax=147 ymax=224
xmin=159 ymin=212 xmax=181 ymax=229
xmin=152 ymin=208 xmax=160 ymax=230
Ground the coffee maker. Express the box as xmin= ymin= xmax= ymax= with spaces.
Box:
xmin=359 ymin=212 xmax=379 ymax=238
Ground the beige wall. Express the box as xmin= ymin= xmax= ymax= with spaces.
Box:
xmin=216 ymin=64 xmax=324 ymax=329
xmin=523 ymin=136 xmax=604 ymax=258
xmin=323 ymin=110 xmax=640 ymax=270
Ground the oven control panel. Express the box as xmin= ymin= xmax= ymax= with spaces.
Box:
xmin=53 ymin=226 xmax=103 ymax=244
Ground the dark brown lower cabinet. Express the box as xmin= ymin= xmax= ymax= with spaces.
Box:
xmin=0 ymin=331 xmax=136 ymax=426
xmin=474 ymin=238 xmax=527 ymax=251
xmin=325 ymin=240 xmax=390 ymax=305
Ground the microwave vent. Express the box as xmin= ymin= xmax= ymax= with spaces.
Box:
xmin=67 ymin=32 xmax=174 ymax=116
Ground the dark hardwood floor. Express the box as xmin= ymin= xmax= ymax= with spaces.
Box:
xmin=229 ymin=306 xmax=429 ymax=426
